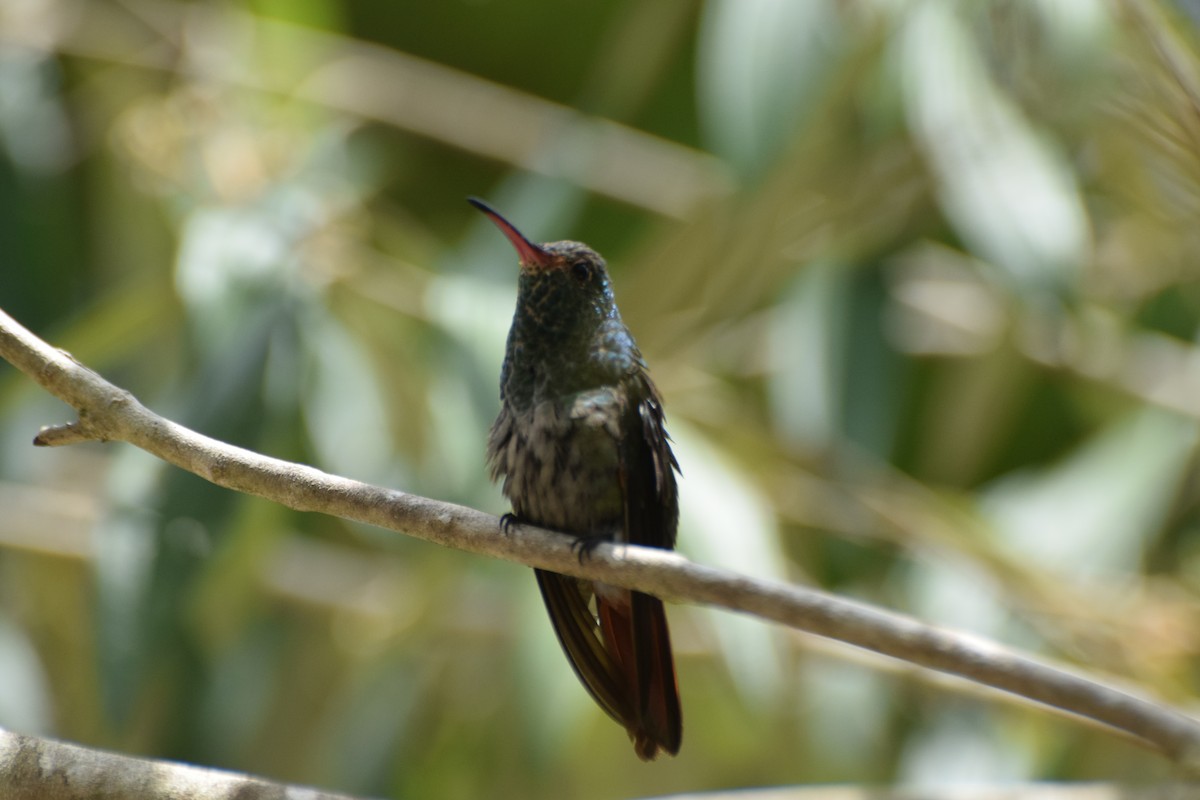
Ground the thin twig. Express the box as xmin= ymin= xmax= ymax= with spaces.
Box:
xmin=2 ymin=305 xmax=1200 ymax=771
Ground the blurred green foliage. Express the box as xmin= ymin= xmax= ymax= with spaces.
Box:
xmin=3 ymin=0 xmax=1200 ymax=796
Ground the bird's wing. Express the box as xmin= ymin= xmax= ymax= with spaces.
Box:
xmin=622 ymin=376 xmax=679 ymax=549
xmin=606 ymin=374 xmax=682 ymax=757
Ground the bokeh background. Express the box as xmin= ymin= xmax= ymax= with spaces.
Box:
xmin=3 ymin=0 xmax=1200 ymax=796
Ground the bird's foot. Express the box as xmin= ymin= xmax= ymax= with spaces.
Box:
xmin=570 ymin=535 xmax=608 ymax=564
xmin=499 ymin=513 xmax=525 ymax=536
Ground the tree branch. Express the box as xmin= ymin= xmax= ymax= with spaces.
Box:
xmin=0 ymin=729 xmax=362 ymax=800
xmin=2 ymin=306 xmax=1200 ymax=772
xmin=0 ymin=726 xmax=1194 ymax=800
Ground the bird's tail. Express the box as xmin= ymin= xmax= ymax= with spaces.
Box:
xmin=536 ymin=568 xmax=682 ymax=760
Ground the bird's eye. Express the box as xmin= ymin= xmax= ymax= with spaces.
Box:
xmin=571 ymin=261 xmax=591 ymax=282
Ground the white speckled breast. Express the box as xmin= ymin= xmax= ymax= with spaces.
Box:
xmin=487 ymin=388 xmax=626 ymax=538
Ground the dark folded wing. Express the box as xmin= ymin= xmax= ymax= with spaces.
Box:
xmin=621 ymin=375 xmax=679 ymax=549
xmin=617 ymin=374 xmax=682 ymax=755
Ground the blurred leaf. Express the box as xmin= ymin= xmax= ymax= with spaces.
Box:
xmin=0 ymin=45 xmax=73 ymax=174
xmin=92 ymin=450 xmax=168 ymax=727
xmin=898 ymin=708 xmax=1031 ymax=784
xmin=900 ymin=2 xmax=1092 ymax=293
xmin=0 ymin=613 xmax=52 ymax=733
xmin=300 ymin=304 xmax=392 ymax=482
xmin=696 ymin=0 xmax=843 ymax=178
xmin=675 ymin=423 xmax=787 ymax=707
xmin=982 ymin=408 xmax=1197 ymax=577
xmin=767 ymin=261 xmax=849 ymax=452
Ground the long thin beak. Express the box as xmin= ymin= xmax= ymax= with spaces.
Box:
xmin=468 ymin=197 xmax=555 ymax=269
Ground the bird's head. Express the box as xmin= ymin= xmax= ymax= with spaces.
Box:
xmin=470 ymin=198 xmax=620 ymax=342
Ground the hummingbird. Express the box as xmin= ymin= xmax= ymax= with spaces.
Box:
xmin=470 ymin=197 xmax=682 ymax=760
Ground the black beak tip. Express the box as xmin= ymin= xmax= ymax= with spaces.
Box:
xmin=467 ymin=196 xmax=495 ymax=215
